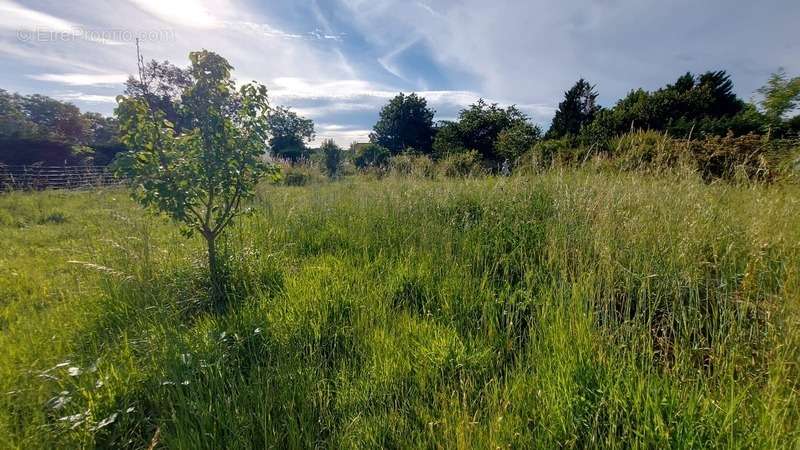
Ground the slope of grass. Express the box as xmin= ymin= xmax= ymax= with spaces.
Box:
xmin=0 ymin=169 xmax=798 ymax=449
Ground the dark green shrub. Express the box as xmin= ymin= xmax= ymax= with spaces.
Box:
xmin=495 ymin=121 xmax=542 ymax=161
xmin=320 ymin=139 xmax=344 ymax=178
xmin=354 ymin=143 xmax=390 ymax=169
xmin=523 ymin=138 xmax=579 ymax=170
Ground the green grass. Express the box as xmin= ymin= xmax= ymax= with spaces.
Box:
xmin=0 ymin=169 xmax=798 ymax=449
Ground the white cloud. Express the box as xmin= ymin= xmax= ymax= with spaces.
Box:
xmin=29 ymin=73 xmax=129 ymax=86
xmin=126 ymin=0 xmax=222 ymax=28
xmin=311 ymin=125 xmax=371 ymax=147
xmin=0 ymin=0 xmax=75 ymax=32
xmin=269 ymin=77 xmax=395 ymax=102
xmin=55 ymin=92 xmax=118 ymax=103
xmin=0 ymin=42 xmax=116 ymax=73
xmin=378 ymin=38 xmax=419 ymax=82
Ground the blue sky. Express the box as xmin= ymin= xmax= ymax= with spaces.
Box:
xmin=1 ymin=0 xmax=798 ymax=145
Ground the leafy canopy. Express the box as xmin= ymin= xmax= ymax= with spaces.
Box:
xmin=757 ymin=68 xmax=800 ymax=124
xmin=124 ymin=59 xmax=192 ymax=130
xmin=267 ymin=106 xmax=315 ymax=162
xmin=607 ymin=70 xmax=747 ymax=136
xmin=495 ymin=121 xmax=542 ymax=161
xmin=546 ymin=78 xmax=600 ymax=139
xmin=354 ymin=143 xmax=390 ymax=169
xmin=434 ymin=99 xmax=534 ymax=162
xmin=371 ymin=92 xmax=436 ymax=155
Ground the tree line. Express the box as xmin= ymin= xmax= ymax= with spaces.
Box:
xmin=359 ymin=70 xmax=800 ymax=169
xmin=1 ymin=59 xmax=798 ymax=169
xmin=0 ymin=90 xmax=121 ymax=165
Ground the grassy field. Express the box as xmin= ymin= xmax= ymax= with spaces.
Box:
xmin=0 ymin=169 xmax=798 ymax=448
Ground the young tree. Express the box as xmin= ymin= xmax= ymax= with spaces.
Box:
xmin=546 ymin=79 xmax=600 ymax=139
xmin=320 ymin=139 xmax=344 ymax=178
xmin=370 ymin=92 xmax=436 ymax=154
xmin=267 ymin=106 xmax=315 ymax=162
xmin=115 ymin=50 xmax=275 ymax=304
xmin=757 ymin=68 xmax=800 ymax=125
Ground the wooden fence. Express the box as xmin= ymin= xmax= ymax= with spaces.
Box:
xmin=0 ymin=165 xmax=121 ymax=191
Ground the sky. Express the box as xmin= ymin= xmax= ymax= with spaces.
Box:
xmin=1 ymin=0 xmax=798 ymax=146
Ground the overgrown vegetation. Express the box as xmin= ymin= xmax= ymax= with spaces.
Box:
xmin=1 ymin=168 xmax=799 ymax=448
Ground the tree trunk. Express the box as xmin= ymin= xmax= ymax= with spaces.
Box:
xmin=205 ymin=231 xmax=222 ymax=306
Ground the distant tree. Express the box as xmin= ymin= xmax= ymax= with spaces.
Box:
xmin=83 ymin=113 xmax=119 ymax=146
xmin=370 ymin=92 xmax=436 ymax=154
xmin=267 ymin=106 xmax=315 ymax=162
xmin=672 ymin=72 xmax=696 ymax=93
xmin=696 ymin=70 xmax=742 ymax=118
xmin=320 ymin=139 xmax=344 ymax=178
xmin=600 ymin=70 xmax=750 ymax=138
xmin=456 ymin=99 xmax=533 ymax=161
xmin=495 ymin=121 xmax=542 ymax=161
xmin=18 ymin=94 xmax=90 ymax=144
xmin=354 ymin=143 xmax=390 ymax=169
xmin=0 ymin=89 xmax=39 ymax=139
xmin=546 ymin=79 xmax=600 ymax=139
xmin=432 ymin=120 xmax=465 ymax=157
xmin=116 ymin=50 xmax=275 ymax=305
xmin=124 ymin=58 xmax=192 ymax=129
xmin=756 ymin=68 xmax=800 ymax=125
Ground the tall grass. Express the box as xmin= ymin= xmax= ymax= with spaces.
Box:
xmin=0 ymin=168 xmax=798 ymax=448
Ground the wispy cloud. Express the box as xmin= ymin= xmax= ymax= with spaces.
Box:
xmin=269 ymin=77 xmax=395 ymax=102
xmin=312 ymin=123 xmax=372 ymax=146
xmin=28 ymin=73 xmax=129 ymax=86
xmin=126 ymin=0 xmax=222 ymax=28
xmin=378 ymin=38 xmax=419 ymax=81
xmin=0 ymin=42 xmax=113 ymax=73
xmin=0 ymin=0 xmax=75 ymax=32
xmin=54 ymin=92 xmax=118 ymax=103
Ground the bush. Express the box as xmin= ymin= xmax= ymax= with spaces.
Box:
xmin=438 ymin=150 xmax=483 ymax=177
xmin=608 ymin=131 xmax=800 ymax=182
xmin=687 ymin=133 xmax=799 ymax=182
xmin=320 ymin=139 xmax=344 ymax=178
xmin=495 ymin=121 xmax=542 ymax=162
xmin=354 ymin=143 xmax=390 ymax=169
xmin=522 ymin=138 xmax=580 ymax=171
xmin=610 ymin=130 xmax=687 ymax=172
xmin=275 ymin=164 xmax=323 ymax=186
xmin=389 ymin=153 xmax=436 ymax=178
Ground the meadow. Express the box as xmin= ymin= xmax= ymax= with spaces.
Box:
xmin=0 ymin=168 xmax=798 ymax=449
